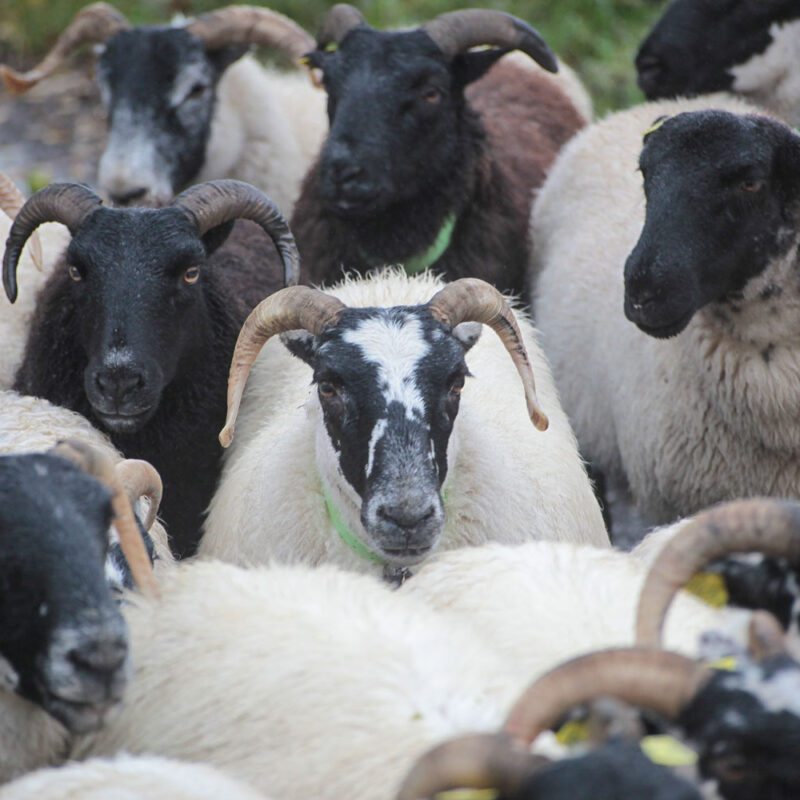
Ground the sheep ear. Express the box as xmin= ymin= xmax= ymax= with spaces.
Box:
xmin=452 ymin=48 xmax=510 ymax=88
xmin=280 ymin=330 xmax=317 ymax=365
xmin=206 ymin=44 xmax=248 ymax=76
xmin=452 ymin=321 xmax=482 ymax=351
xmin=200 ymin=220 xmax=235 ymax=256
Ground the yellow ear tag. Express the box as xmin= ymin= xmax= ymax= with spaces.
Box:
xmin=324 ymin=41 xmax=338 ymax=52
xmin=640 ymin=735 xmax=698 ymax=767
xmin=704 ymin=655 xmax=738 ymax=672
xmin=434 ymin=791 xmax=499 ymax=800
xmin=685 ymin=571 xmax=729 ymax=608
xmin=555 ymin=719 xmax=589 ymax=746
xmin=642 ymin=115 xmax=671 ymax=140
xmin=299 ymin=55 xmax=311 ymax=66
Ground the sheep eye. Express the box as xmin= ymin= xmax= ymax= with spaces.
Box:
xmin=67 ymin=265 xmax=82 ymax=282
xmin=185 ymin=83 xmax=207 ymax=101
xmin=713 ymin=753 xmax=750 ymax=782
xmin=739 ymin=179 xmax=763 ymax=193
xmin=183 ymin=267 xmax=200 ymax=284
xmin=422 ymin=86 xmax=441 ymax=104
xmin=450 ymin=375 xmax=465 ymax=394
xmin=319 ymin=381 xmax=337 ymax=399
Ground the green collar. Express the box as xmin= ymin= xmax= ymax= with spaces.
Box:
xmin=361 ymin=213 xmax=457 ymax=275
xmin=323 ymin=488 xmax=387 ymax=565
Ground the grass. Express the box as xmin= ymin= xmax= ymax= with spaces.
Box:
xmin=0 ymin=0 xmax=666 ymax=114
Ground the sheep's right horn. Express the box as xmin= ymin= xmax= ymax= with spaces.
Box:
xmin=0 ymin=172 xmax=43 ymax=272
xmin=115 ymin=459 xmax=163 ymax=532
xmin=317 ymin=4 xmax=368 ymax=49
xmin=3 ymin=182 xmax=103 ymax=303
xmin=636 ymin=498 xmax=800 ymax=648
xmin=186 ymin=6 xmax=315 ymax=64
xmin=219 ymin=287 xmax=345 ymax=447
xmin=396 ymin=733 xmax=546 ymax=800
xmin=503 ymin=648 xmax=711 ymax=745
xmin=49 ymin=440 xmax=159 ymax=598
xmin=1 ymin=3 xmax=130 ymax=95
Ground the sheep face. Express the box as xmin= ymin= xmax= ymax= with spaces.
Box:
xmin=309 ymin=27 xmax=503 ymax=218
xmin=284 ymin=307 xmax=480 ymax=565
xmin=635 ymin=0 xmax=800 ymax=101
xmin=0 ymin=454 xmax=130 ymax=734
xmin=63 ymin=206 xmax=227 ymax=434
xmin=624 ymin=110 xmax=800 ymax=339
xmin=96 ymin=28 xmax=244 ymax=207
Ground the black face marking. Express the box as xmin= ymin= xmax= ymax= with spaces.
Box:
xmin=624 ymin=110 xmax=800 ymax=338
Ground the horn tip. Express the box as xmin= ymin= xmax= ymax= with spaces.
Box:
xmin=219 ymin=425 xmax=234 ymax=448
xmin=1 ymin=64 xmax=37 ymax=95
xmin=531 ymin=410 xmax=549 ymax=431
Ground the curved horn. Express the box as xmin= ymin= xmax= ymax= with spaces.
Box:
xmin=396 ymin=733 xmax=547 ymax=800
xmin=636 ymin=498 xmax=800 ymax=648
xmin=219 ymin=286 xmax=345 ymax=447
xmin=115 ymin=459 xmax=162 ymax=532
xmin=186 ymin=6 xmax=315 ymax=64
xmin=173 ymin=179 xmax=299 ymax=289
xmin=3 ymin=182 xmax=103 ymax=303
xmin=1 ymin=3 xmax=130 ymax=95
xmin=49 ymin=440 xmax=159 ymax=598
xmin=421 ymin=10 xmax=557 ymax=73
xmin=317 ymin=4 xmax=367 ymax=49
xmin=748 ymin=610 xmax=789 ymax=663
xmin=0 ymin=172 xmax=43 ymax=272
xmin=504 ymin=648 xmax=711 ymax=745
xmin=428 ymin=278 xmax=548 ymax=431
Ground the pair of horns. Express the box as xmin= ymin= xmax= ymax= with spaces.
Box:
xmin=218 ymin=277 xmax=549 ymax=448
xmin=317 ymin=4 xmax=557 ymax=74
xmin=49 ymin=439 xmax=161 ymax=597
xmin=2 ymin=179 xmax=299 ymax=303
xmin=398 ymin=648 xmax=711 ymax=799
xmin=1 ymin=3 xmax=314 ymax=95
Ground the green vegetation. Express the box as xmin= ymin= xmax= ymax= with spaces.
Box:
xmin=0 ymin=0 xmax=666 ymax=114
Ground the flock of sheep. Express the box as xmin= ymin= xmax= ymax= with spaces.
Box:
xmin=1 ymin=0 xmax=800 ymax=797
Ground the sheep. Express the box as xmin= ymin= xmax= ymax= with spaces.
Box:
xmin=0 ymin=755 xmax=269 ymax=800
xmin=636 ymin=0 xmax=800 ymax=128
xmin=0 ymin=173 xmax=69 ymax=389
xmin=3 ymin=179 xmax=299 ymax=558
xmin=290 ymin=4 xmax=588 ymax=296
xmin=201 ymin=269 xmax=607 ymax=580
xmin=531 ymin=97 xmax=800 ymax=529
xmin=0 ymin=3 xmax=327 ymax=212
xmin=0 ymin=439 xmax=158 ymax=784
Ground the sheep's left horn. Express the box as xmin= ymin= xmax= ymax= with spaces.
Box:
xmin=115 ymin=459 xmax=162 ymax=532
xmin=3 ymin=182 xmax=103 ymax=303
xmin=186 ymin=6 xmax=314 ymax=64
xmin=317 ymin=4 xmax=367 ymax=49
xmin=504 ymin=648 xmax=711 ymax=745
xmin=0 ymin=172 xmax=43 ymax=272
xmin=49 ymin=440 xmax=159 ymax=598
xmin=421 ymin=10 xmax=557 ymax=73
xmin=174 ymin=179 xmax=299 ymax=289
xmin=428 ymin=278 xmax=548 ymax=431
xmin=395 ymin=733 xmax=546 ymax=800
xmin=636 ymin=498 xmax=800 ymax=648
xmin=220 ymin=287 xmax=346 ymax=447
xmin=1 ymin=2 xmax=130 ymax=95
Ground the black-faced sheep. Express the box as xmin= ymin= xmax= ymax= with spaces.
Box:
xmin=636 ymin=0 xmax=800 ymax=128
xmin=202 ymin=270 xmax=607 ymax=580
xmin=532 ymin=98 xmax=800 ymax=528
xmin=1 ymin=3 xmax=326 ymax=212
xmin=290 ymin=5 xmax=587 ymax=296
xmin=3 ymin=179 xmax=299 ymax=557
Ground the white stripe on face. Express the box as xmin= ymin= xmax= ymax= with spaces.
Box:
xmin=366 ymin=417 xmax=387 ymax=478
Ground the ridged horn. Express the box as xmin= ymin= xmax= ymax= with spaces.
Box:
xmin=3 ymin=182 xmax=103 ymax=303
xmin=395 ymin=733 xmax=547 ymax=800
xmin=173 ymin=179 xmax=299 ymax=289
xmin=219 ymin=287 xmax=346 ymax=447
xmin=428 ymin=278 xmax=548 ymax=431
xmin=636 ymin=498 xmax=800 ymax=648
xmin=49 ymin=440 xmax=159 ymax=598
xmin=748 ymin=610 xmax=789 ymax=663
xmin=1 ymin=3 xmax=130 ymax=95
xmin=422 ymin=9 xmax=557 ymax=73
xmin=186 ymin=5 xmax=315 ymax=64
xmin=317 ymin=4 xmax=367 ymax=49
xmin=0 ymin=172 xmax=43 ymax=272
xmin=503 ymin=648 xmax=711 ymax=745
xmin=115 ymin=459 xmax=163 ymax=532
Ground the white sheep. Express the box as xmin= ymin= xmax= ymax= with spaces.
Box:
xmin=0 ymin=755 xmax=268 ymax=800
xmin=202 ymin=269 xmax=607 ymax=576
xmin=531 ymin=94 xmax=800 ymax=526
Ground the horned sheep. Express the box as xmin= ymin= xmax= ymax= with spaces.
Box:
xmin=531 ymin=96 xmax=800 ymax=527
xmin=202 ymin=269 xmax=607 ymax=579
xmin=1 ymin=3 xmax=327 ymax=213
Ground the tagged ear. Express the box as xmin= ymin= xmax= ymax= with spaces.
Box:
xmin=207 ymin=44 xmax=249 ymax=76
xmin=200 ymin=219 xmax=235 ymax=256
xmin=452 ymin=47 xmax=511 ymax=89
xmin=280 ymin=330 xmax=317 ymax=366
xmin=452 ymin=321 xmax=482 ymax=351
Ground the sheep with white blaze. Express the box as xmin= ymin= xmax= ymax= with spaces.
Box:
xmin=532 ymin=99 xmax=800 ymax=526
xmin=202 ymin=270 xmax=607 ymax=578
xmin=0 ymin=3 xmax=326 ymax=212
